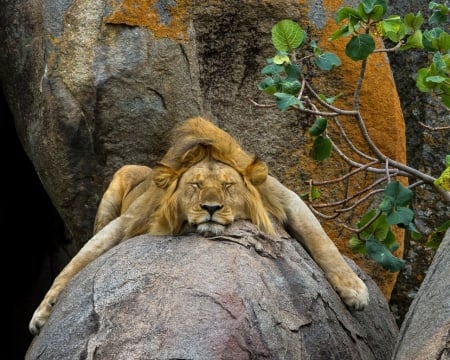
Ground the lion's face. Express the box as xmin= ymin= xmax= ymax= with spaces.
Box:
xmin=176 ymin=159 xmax=250 ymax=236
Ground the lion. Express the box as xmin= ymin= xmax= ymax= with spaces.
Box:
xmin=29 ymin=116 xmax=369 ymax=335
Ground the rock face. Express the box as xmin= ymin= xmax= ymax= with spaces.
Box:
xmin=385 ymin=0 xmax=450 ymax=324
xmin=26 ymin=222 xmax=399 ymax=360
xmin=0 ymin=0 xmax=407 ymax=296
xmin=392 ymin=228 xmax=450 ymax=360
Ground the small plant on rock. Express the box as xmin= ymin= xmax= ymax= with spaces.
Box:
xmin=253 ymin=0 xmax=450 ymax=271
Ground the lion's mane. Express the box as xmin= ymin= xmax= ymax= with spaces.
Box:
xmin=122 ymin=117 xmax=286 ymax=238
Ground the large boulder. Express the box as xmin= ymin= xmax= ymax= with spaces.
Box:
xmin=0 ymin=0 xmax=407 ymax=296
xmin=392 ymin=228 xmax=450 ymax=360
xmin=26 ymin=221 xmax=399 ymax=359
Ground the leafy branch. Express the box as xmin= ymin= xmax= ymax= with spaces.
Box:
xmin=253 ymin=0 xmax=450 ymax=272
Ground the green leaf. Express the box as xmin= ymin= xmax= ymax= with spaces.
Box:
xmin=349 ymin=236 xmax=366 ymax=254
xmin=314 ymin=52 xmax=341 ymax=70
xmin=379 ymin=15 xmax=405 ymax=42
xmin=356 ymin=209 xmax=378 ymax=228
xmin=258 ymin=77 xmax=278 ymax=95
xmin=285 ymin=63 xmax=301 ymax=81
xmin=271 ymin=20 xmax=305 ymax=52
xmin=336 ymin=7 xmax=362 ymax=23
xmin=416 ymin=67 xmax=432 ymax=92
xmin=429 ymin=1 xmax=449 ymax=25
xmin=361 ymin=0 xmax=387 ymax=18
xmin=308 ymin=117 xmax=328 ymax=136
xmin=432 ymin=52 xmax=448 ymax=72
xmin=426 ymin=220 xmax=450 ymax=249
xmin=310 ymin=186 xmax=321 ymax=200
xmin=379 ymin=181 xmax=414 ymax=210
xmin=310 ymin=135 xmax=332 ymax=161
xmin=441 ymin=93 xmax=450 ymax=107
xmin=330 ymin=25 xmax=352 ymax=41
xmin=261 ymin=63 xmax=284 ymax=75
xmin=379 ymin=181 xmax=414 ymax=227
xmin=281 ymin=80 xmax=302 ymax=95
xmin=301 ymin=186 xmax=321 ymax=201
xmin=366 ymin=236 xmax=405 ymax=272
xmin=403 ymin=12 xmax=424 ymax=32
xmin=426 ymin=75 xmax=447 ymax=83
xmin=381 ymin=230 xmax=399 ymax=252
xmin=318 ymin=93 xmax=343 ymax=104
xmin=274 ymin=92 xmax=303 ymax=111
xmin=407 ymin=222 xmax=422 ymax=241
xmin=359 ymin=0 xmax=387 ymax=21
xmin=345 ymin=34 xmax=375 ymax=60
xmin=385 ymin=206 xmax=414 ymax=226
xmin=434 ymin=155 xmax=450 ymax=190
xmin=423 ymin=28 xmax=449 ymax=51
xmin=400 ymin=30 xmax=424 ymax=50
xmin=358 ymin=212 xmax=390 ymax=241
xmin=273 ymin=54 xmax=291 ymax=65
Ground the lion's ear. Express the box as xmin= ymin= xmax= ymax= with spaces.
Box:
xmin=152 ymin=164 xmax=179 ymax=189
xmin=244 ymin=158 xmax=268 ymax=185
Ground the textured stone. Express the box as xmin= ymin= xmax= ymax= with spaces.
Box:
xmin=0 ymin=0 xmax=406 ymax=297
xmin=392 ymin=228 xmax=450 ymax=360
xmin=26 ymin=221 xmax=399 ymax=360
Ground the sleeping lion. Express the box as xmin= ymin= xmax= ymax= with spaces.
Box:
xmin=29 ymin=116 xmax=369 ymax=335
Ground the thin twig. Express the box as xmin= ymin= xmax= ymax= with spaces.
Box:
xmin=308 ymin=203 xmax=341 ymax=220
xmin=304 ymin=81 xmax=358 ymax=115
xmin=373 ymin=40 xmax=405 ymax=53
xmin=332 ymin=116 xmax=378 ymax=161
xmin=335 ymin=188 xmax=385 ymax=213
xmin=419 ymin=121 xmax=450 ymax=131
xmin=386 ymin=159 xmax=391 ymax=182
xmin=408 ymin=180 xmax=425 ymax=189
xmin=311 ymin=176 xmax=388 ymax=209
xmin=309 ymin=159 xmax=379 ymax=186
xmin=298 ymin=78 xmax=306 ymax=100
xmin=353 ymin=58 xmax=366 ymax=112
xmin=342 ymin=209 xmax=383 ymax=233
xmin=247 ymin=98 xmax=276 ymax=108
xmin=327 ymin=135 xmax=409 ymax=176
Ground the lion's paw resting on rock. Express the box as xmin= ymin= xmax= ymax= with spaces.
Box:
xmin=29 ymin=116 xmax=369 ymax=335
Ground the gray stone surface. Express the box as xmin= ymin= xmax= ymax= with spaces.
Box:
xmin=393 ymin=228 xmax=450 ymax=360
xmin=0 ymin=0 xmax=310 ymax=248
xmin=26 ymin=221 xmax=399 ymax=359
xmin=386 ymin=0 xmax=450 ymax=233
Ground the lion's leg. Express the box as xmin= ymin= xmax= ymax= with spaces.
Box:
xmin=263 ymin=176 xmax=369 ymax=310
xmin=94 ymin=165 xmax=152 ymax=233
xmin=29 ymin=217 xmax=126 ymax=335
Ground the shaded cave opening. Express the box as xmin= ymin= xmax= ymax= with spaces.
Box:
xmin=1 ymin=91 xmax=69 ymax=359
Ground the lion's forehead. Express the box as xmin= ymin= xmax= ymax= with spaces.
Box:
xmin=181 ymin=161 xmax=242 ymax=184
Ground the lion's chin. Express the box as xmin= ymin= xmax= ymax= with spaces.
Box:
xmin=196 ymin=222 xmax=226 ymax=236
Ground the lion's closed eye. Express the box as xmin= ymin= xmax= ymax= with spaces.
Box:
xmin=223 ymin=182 xmax=235 ymax=190
xmin=189 ymin=182 xmax=201 ymax=189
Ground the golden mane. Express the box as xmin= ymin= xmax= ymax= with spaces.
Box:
xmin=149 ymin=117 xmax=277 ymax=236
xmin=159 ymin=117 xmax=256 ymax=173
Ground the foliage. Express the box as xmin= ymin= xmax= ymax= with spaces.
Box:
xmin=434 ymin=154 xmax=450 ymax=190
xmin=256 ymin=0 xmax=450 ymax=271
xmin=426 ymin=219 xmax=450 ymax=249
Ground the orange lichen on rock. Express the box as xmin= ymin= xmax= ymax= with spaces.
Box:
xmin=292 ymin=0 xmax=407 ymax=299
xmin=105 ymin=0 xmax=191 ymax=41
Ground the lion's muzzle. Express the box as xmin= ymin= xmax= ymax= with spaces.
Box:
xmin=196 ymin=221 xmax=227 ymax=236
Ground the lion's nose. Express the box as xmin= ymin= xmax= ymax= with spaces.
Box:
xmin=201 ymin=204 xmax=223 ymax=216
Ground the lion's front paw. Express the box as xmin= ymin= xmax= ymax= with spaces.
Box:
xmin=29 ymin=300 xmax=54 ymax=335
xmin=329 ymin=274 xmax=369 ymax=311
